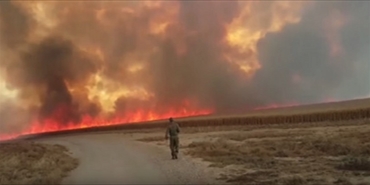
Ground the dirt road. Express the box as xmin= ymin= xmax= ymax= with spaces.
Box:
xmin=36 ymin=133 xmax=217 ymax=185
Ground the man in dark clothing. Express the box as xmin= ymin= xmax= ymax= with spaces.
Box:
xmin=165 ymin=117 xmax=180 ymax=159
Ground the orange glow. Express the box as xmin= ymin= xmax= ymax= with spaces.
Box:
xmin=147 ymin=1 xmax=179 ymax=40
xmin=324 ymin=9 xmax=349 ymax=58
xmin=292 ymin=73 xmax=303 ymax=84
xmin=0 ymin=79 xmax=18 ymax=101
xmin=224 ymin=1 xmax=310 ymax=77
xmin=127 ymin=63 xmax=145 ymax=73
xmin=86 ymin=73 xmax=154 ymax=113
xmin=0 ymin=104 xmax=213 ymax=141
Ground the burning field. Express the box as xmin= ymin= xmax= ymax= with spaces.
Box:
xmin=0 ymin=1 xmax=369 ymax=140
xmin=0 ymin=1 xmax=369 ymax=184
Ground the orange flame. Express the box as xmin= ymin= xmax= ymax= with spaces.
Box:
xmin=0 ymin=104 xmax=213 ymax=141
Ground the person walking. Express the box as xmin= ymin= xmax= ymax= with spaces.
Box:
xmin=165 ymin=117 xmax=180 ymax=159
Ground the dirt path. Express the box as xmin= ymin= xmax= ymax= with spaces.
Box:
xmin=36 ymin=133 xmax=217 ymax=185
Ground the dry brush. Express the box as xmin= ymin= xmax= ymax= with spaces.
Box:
xmin=21 ymin=107 xmax=370 ymax=140
xmin=178 ymin=107 xmax=370 ymax=128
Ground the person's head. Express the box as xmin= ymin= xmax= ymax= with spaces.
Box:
xmin=169 ymin=117 xmax=173 ymax=123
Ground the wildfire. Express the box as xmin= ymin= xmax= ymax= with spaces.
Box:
xmin=86 ymin=73 xmax=155 ymax=113
xmin=0 ymin=105 xmax=213 ymax=141
xmin=223 ymin=1 xmax=309 ymax=77
xmin=0 ymin=1 xmax=363 ymax=141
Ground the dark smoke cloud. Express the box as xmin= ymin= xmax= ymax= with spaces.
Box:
xmin=0 ymin=1 xmax=368 ymax=133
xmin=15 ymin=38 xmax=83 ymax=123
xmin=143 ymin=1 xmax=256 ymax=114
xmin=20 ymin=36 xmax=101 ymax=124
xmin=0 ymin=1 xmax=102 ymax=126
xmin=253 ymin=1 xmax=370 ymax=105
xmin=0 ymin=1 xmax=33 ymax=49
xmin=47 ymin=1 xmax=246 ymax=113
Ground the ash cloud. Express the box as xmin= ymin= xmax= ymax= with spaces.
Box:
xmin=0 ymin=1 xmax=32 ymax=48
xmin=147 ymin=1 xmax=243 ymax=112
xmin=253 ymin=1 xmax=370 ymax=105
xmin=19 ymin=36 xmax=101 ymax=124
xmin=151 ymin=1 xmax=370 ymax=113
xmin=0 ymin=1 xmax=369 ymax=133
xmin=0 ymin=1 xmax=101 ymax=127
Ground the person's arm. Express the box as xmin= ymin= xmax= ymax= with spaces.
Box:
xmin=165 ymin=127 xmax=169 ymax=140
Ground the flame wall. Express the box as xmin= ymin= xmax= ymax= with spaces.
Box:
xmin=0 ymin=1 xmax=369 ymax=137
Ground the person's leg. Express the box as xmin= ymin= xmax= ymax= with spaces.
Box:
xmin=170 ymin=138 xmax=175 ymax=159
xmin=175 ymin=137 xmax=179 ymax=153
xmin=174 ymin=137 xmax=179 ymax=159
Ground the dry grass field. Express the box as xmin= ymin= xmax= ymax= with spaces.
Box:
xmin=0 ymin=141 xmax=78 ymax=184
xmin=129 ymin=99 xmax=370 ymax=185
xmin=129 ymin=119 xmax=370 ymax=185
xmin=122 ymin=99 xmax=370 ymax=185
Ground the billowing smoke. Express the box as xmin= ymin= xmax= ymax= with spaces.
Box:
xmin=253 ymin=1 xmax=370 ymax=105
xmin=0 ymin=1 xmax=369 ymax=136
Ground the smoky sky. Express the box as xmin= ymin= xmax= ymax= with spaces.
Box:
xmin=254 ymin=1 xmax=370 ymax=105
xmin=0 ymin=1 xmax=369 ymax=132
